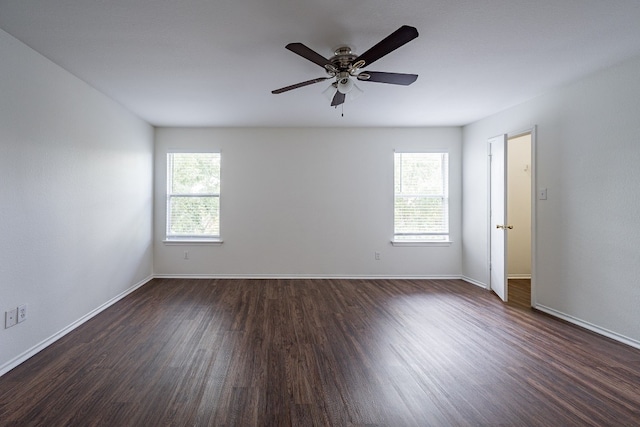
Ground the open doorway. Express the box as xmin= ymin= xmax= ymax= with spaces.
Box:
xmin=507 ymin=133 xmax=532 ymax=307
xmin=488 ymin=130 xmax=534 ymax=306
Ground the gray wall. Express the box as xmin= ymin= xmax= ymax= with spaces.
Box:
xmin=0 ymin=30 xmax=154 ymax=374
xmin=462 ymin=56 xmax=640 ymax=346
xmin=154 ymin=127 xmax=462 ymax=278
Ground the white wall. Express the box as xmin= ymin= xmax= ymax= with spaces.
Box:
xmin=0 ymin=30 xmax=154 ymax=374
xmin=155 ymin=127 xmax=462 ymax=278
xmin=462 ymin=55 xmax=640 ymax=345
xmin=507 ymin=134 xmax=531 ymax=277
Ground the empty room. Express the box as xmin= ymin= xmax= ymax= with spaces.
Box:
xmin=1 ymin=1 xmax=640 ymax=425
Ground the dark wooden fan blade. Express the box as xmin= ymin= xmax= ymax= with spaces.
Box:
xmin=331 ymin=91 xmax=345 ymax=107
xmin=359 ymin=71 xmax=418 ymax=85
xmin=272 ymin=77 xmax=329 ymax=94
xmin=286 ymin=43 xmax=332 ymax=68
xmin=354 ymin=25 xmax=419 ymax=68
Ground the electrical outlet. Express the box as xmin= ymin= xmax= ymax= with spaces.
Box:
xmin=184 ymin=251 xmax=189 ymax=260
xmin=375 ymin=251 xmax=381 ymax=261
xmin=17 ymin=304 xmax=27 ymax=323
xmin=5 ymin=308 xmax=17 ymax=329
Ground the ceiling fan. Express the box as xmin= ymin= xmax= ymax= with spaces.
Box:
xmin=271 ymin=25 xmax=419 ymax=107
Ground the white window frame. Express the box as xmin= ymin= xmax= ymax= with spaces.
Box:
xmin=164 ymin=151 xmax=222 ymax=244
xmin=392 ymin=151 xmax=450 ymax=246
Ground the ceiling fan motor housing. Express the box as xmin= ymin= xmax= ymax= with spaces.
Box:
xmin=331 ymin=46 xmax=357 ymax=69
xmin=324 ymin=46 xmax=363 ymax=75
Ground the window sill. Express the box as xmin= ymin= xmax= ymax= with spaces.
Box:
xmin=391 ymin=240 xmax=452 ymax=247
xmin=163 ymin=239 xmax=224 ymax=245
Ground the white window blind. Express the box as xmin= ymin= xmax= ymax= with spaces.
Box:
xmin=394 ymin=152 xmax=449 ymax=242
xmin=166 ymin=152 xmax=220 ymax=240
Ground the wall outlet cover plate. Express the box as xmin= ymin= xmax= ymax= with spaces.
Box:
xmin=5 ymin=309 xmax=18 ymax=328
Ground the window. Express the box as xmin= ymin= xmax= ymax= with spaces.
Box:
xmin=394 ymin=152 xmax=449 ymax=242
xmin=166 ymin=152 xmax=221 ymax=241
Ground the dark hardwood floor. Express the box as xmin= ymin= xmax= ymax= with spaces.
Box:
xmin=1 ymin=278 xmax=639 ymax=426
xmin=508 ymin=278 xmax=531 ymax=308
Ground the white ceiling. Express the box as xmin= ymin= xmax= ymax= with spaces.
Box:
xmin=2 ymin=0 xmax=640 ymax=128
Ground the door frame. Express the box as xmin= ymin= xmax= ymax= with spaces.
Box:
xmin=487 ymin=126 xmax=537 ymax=306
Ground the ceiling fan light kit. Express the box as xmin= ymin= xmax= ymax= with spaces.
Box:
xmin=271 ymin=25 xmax=419 ymax=108
xmin=337 ymin=72 xmax=354 ymax=94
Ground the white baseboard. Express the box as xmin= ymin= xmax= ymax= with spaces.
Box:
xmin=508 ymin=274 xmax=531 ymax=279
xmin=535 ymin=304 xmax=640 ymax=351
xmin=0 ymin=275 xmax=154 ymax=377
xmin=461 ymin=276 xmax=488 ymax=289
xmin=154 ymin=273 xmax=465 ymax=280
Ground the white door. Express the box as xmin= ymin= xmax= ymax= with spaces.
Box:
xmin=489 ymin=134 xmax=508 ymax=301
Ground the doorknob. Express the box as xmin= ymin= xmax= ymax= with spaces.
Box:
xmin=496 ymin=225 xmax=514 ymax=229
